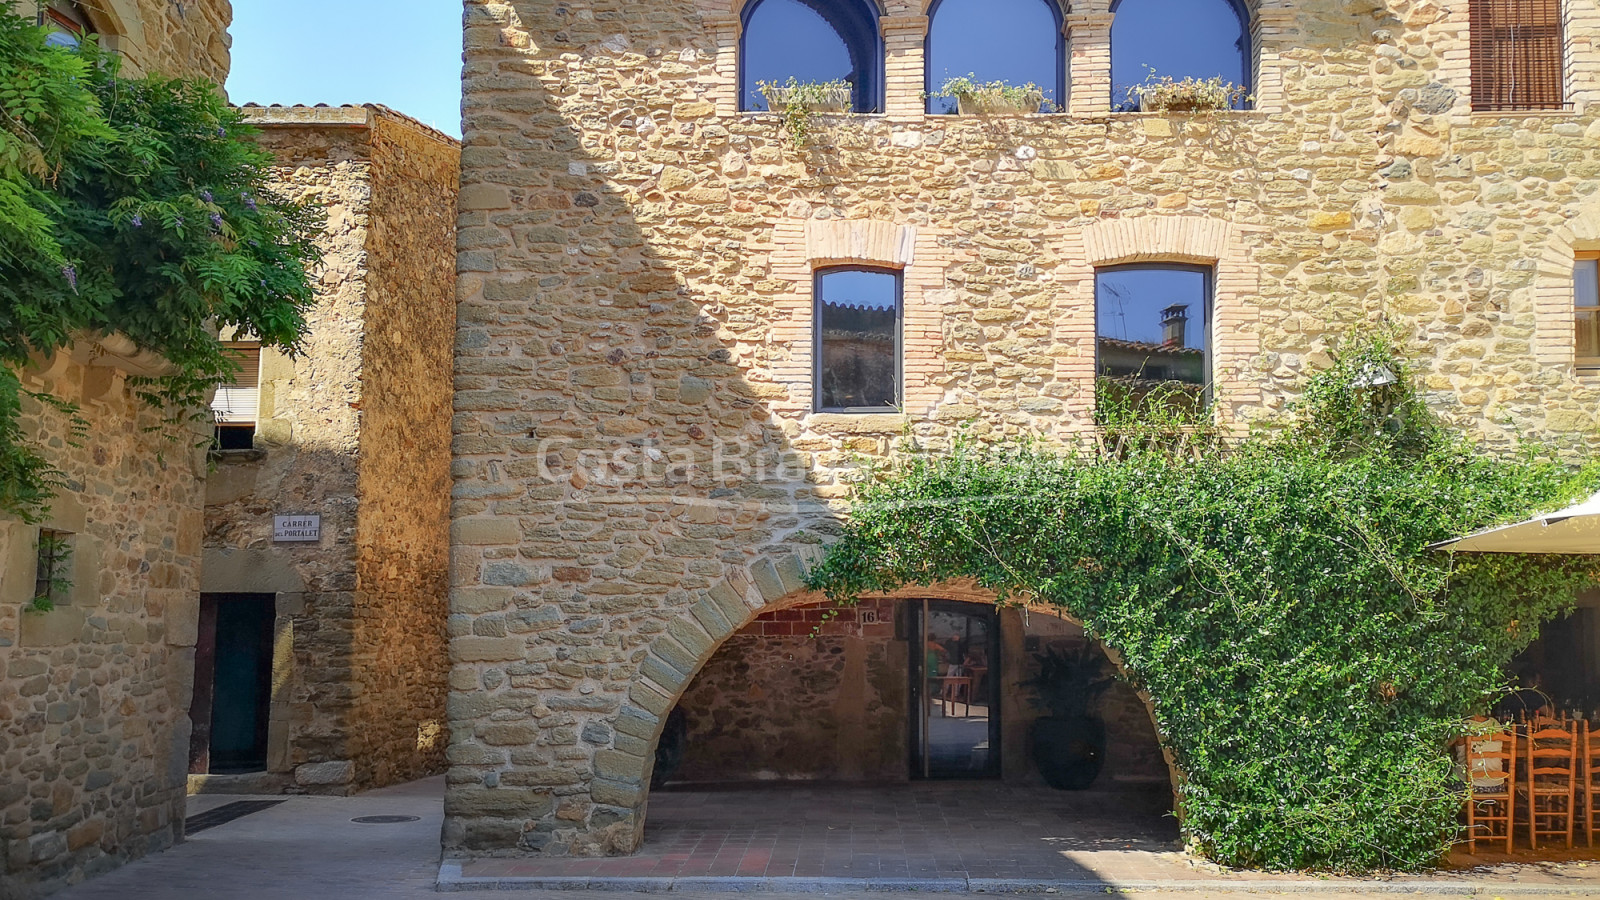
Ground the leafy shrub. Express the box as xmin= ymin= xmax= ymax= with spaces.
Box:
xmin=809 ymin=331 xmax=1598 ymax=871
xmin=936 ymin=75 xmax=1050 ymax=115
xmin=0 ymin=11 xmax=319 ymax=520
xmin=1124 ymin=70 xmax=1249 ymax=113
xmin=758 ymin=78 xmax=852 ymax=147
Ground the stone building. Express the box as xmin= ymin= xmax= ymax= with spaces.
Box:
xmin=196 ymin=105 xmax=459 ymax=795
xmin=0 ymin=1 xmax=234 ymax=896
xmin=448 ymin=0 xmax=1600 ymax=861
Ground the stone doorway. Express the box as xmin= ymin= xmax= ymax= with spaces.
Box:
xmin=188 ymin=592 xmax=275 ymax=774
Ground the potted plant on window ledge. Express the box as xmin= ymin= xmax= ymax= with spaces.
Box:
xmin=759 ymin=77 xmax=853 ymax=146
xmin=937 ymin=75 xmax=1048 ymax=116
xmin=1122 ymin=69 xmax=1249 ymax=113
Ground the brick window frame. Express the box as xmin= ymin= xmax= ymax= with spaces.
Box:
xmin=768 ymin=219 xmax=948 ymax=419
xmin=1065 ymin=216 xmax=1262 ymax=432
xmin=1534 ymin=210 xmax=1600 ymax=372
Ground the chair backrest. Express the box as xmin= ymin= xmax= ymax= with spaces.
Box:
xmin=1527 ymin=720 xmax=1578 ymax=776
xmin=1465 ymin=727 xmax=1516 ymax=791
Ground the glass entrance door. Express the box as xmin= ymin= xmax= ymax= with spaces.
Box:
xmin=909 ymin=600 xmax=1000 ymax=778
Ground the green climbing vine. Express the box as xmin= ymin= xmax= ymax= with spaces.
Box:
xmin=809 ymin=329 xmax=1599 ymax=872
xmin=0 ymin=10 xmax=320 ymax=521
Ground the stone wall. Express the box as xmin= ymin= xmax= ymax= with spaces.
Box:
xmin=4 ymin=0 xmax=233 ymax=81
xmin=673 ymin=599 xmax=905 ymax=783
xmin=0 ymin=0 xmax=230 ymax=893
xmin=448 ymin=0 xmax=1600 ymax=858
xmin=348 ymin=112 xmax=460 ymax=788
xmin=0 ymin=349 xmax=207 ymax=898
xmin=199 ymin=106 xmax=459 ymax=795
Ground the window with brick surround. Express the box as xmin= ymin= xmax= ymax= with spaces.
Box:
xmin=1110 ymin=0 xmax=1250 ymax=112
xmin=1470 ymin=0 xmax=1566 ymax=112
xmin=1577 ymin=253 xmax=1600 ymax=370
xmin=925 ymin=0 xmax=1064 ymax=114
xmin=815 ymin=267 xmax=900 ymax=412
xmin=1096 ymin=264 xmax=1211 ymax=413
xmin=211 ymin=342 xmax=261 ymax=450
xmin=741 ymin=0 xmax=883 ymax=113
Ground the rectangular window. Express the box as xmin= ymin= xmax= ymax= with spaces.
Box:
xmin=1470 ymin=0 xmax=1566 ymax=112
xmin=1095 ymin=264 xmax=1211 ymax=418
xmin=815 ymin=267 xmax=901 ymax=412
xmin=1577 ymin=254 xmax=1600 ymax=370
xmin=34 ymin=529 xmax=72 ymax=606
xmin=211 ymin=343 xmax=261 ymax=450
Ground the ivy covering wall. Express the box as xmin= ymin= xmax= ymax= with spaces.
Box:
xmin=809 ymin=334 xmax=1598 ymax=871
xmin=0 ymin=11 xmax=319 ymax=520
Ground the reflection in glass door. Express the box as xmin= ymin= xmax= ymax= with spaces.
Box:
xmin=908 ymin=600 xmax=1000 ymax=778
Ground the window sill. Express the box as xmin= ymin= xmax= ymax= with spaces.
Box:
xmin=1468 ymin=108 xmax=1576 ymax=120
xmin=806 ymin=412 xmax=909 ymax=434
xmin=209 ymin=447 xmax=267 ymax=464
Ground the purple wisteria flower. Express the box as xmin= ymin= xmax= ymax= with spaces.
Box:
xmin=242 ymin=193 xmax=258 ymax=213
xmin=201 ymin=190 xmax=214 ymax=203
xmin=217 ymin=126 xmax=226 ymax=137
xmin=130 ymin=214 xmax=142 ymax=228
xmin=210 ymin=212 xmax=223 ymax=229
xmin=62 ymin=265 xmax=77 ymax=293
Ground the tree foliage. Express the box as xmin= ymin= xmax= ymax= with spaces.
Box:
xmin=0 ymin=11 xmax=320 ymax=520
xmin=809 ymin=331 xmax=1598 ymax=871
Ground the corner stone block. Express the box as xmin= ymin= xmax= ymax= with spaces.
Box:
xmin=614 ymin=705 xmax=660 ymax=742
xmin=451 ymin=636 xmax=527 ymax=663
xmin=628 ymin=681 xmax=672 ymax=718
xmin=452 ymin=517 xmax=522 ymax=545
xmin=689 ymin=596 xmax=734 ymax=639
xmin=639 ymin=655 xmax=687 ymax=694
xmin=665 ymin=616 xmax=713 ymax=658
xmin=591 ymin=778 xmax=643 ymax=808
xmin=749 ymin=559 xmax=786 ymax=603
xmin=295 ymin=760 xmax=355 ymax=786
xmin=650 ymin=635 xmax=698 ymax=676
xmin=773 ymin=553 xmax=808 ymax=594
xmin=453 ymin=586 xmax=514 ymax=615
xmin=593 ymin=748 xmax=646 ymax=785
xmin=706 ymin=581 xmax=749 ymax=626
xmin=19 ymin=607 xmax=87 ymax=647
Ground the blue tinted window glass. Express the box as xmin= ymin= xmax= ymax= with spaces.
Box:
xmin=818 ymin=269 xmax=899 ymax=410
xmin=927 ymin=0 xmax=1061 ymax=114
xmin=1576 ymin=259 xmax=1599 ymax=309
xmin=743 ymin=0 xmax=855 ymax=111
xmin=1096 ymin=266 xmax=1209 ymax=390
xmin=1111 ymin=0 xmax=1248 ymax=111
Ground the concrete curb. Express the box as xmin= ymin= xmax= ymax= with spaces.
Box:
xmin=435 ymin=863 xmax=1600 ymax=894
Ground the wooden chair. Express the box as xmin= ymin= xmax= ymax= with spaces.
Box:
xmin=1581 ymin=719 xmax=1600 ymax=847
xmin=1462 ymin=721 xmax=1517 ymax=853
xmin=1521 ymin=717 xmax=1579 ymax=849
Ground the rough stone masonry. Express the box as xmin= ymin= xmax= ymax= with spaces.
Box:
xmin=447 ymin=0 xmax=1600 ymax=859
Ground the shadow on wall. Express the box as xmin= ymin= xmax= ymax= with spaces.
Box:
xmin=447 ymin=59 xmax=857 ymax=855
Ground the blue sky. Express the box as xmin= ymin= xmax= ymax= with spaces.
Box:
xmin=226 ymin=1 xmax=463 ymax=137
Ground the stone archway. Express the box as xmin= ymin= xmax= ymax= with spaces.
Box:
xmin=590 ymin=566 xmax=1185 ymax=856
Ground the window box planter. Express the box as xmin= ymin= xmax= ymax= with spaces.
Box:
xmin=953 ymin=88 xmax=1045 ymax=116
xmin=759 ymin=81 xmax=852 ymax=114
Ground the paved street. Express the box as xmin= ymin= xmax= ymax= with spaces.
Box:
xmin=45 ymin=776 xmax=1600 ymax=899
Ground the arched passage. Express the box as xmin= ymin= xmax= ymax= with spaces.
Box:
xmin=604 ymin=578 xmax=1184 ymax=864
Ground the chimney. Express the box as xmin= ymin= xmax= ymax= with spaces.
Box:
xmin=1161 ymin=303 xmax=1188 ymax=348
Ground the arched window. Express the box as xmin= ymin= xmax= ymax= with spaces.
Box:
xmin=741 ymin=0 xmax=883 ymax=114
xmin=1110 ymin=0 xmax=1250 ymax=111
xmin=926 ymin=0 xmax=1063 ymax=114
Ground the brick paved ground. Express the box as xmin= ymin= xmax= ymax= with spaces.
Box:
xmin=40 ymin=775 xmax=1600 ymax=899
